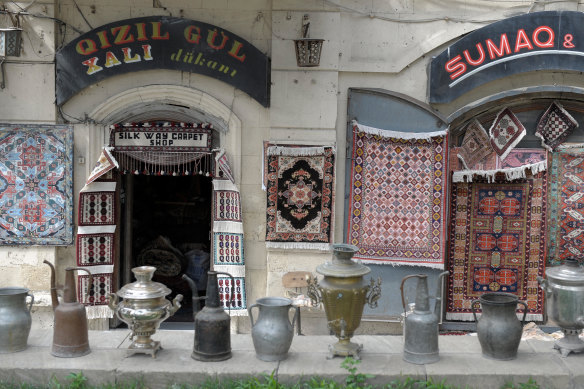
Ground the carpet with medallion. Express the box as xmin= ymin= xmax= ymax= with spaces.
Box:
xmin=446 ymin=174 xmax=546 ymax=321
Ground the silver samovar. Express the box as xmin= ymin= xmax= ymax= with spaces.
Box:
xmin=108 ymin=266 xmax=182 ymax=358
xmin=538 ymin=258 xmax=584 ymax=357
xmin=307 ymin=244 xmax=381 ymax=359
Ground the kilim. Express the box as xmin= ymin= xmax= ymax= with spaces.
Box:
xmin=489 ymin=107 xmax=526 ymax=161
xmin=0 ymin=125 xmax=73 ymax=245
xmin=76 ymin=181 xmax=117 ymax=319
xmin=536 ymin=101 xmax=579 ymax=152
xmin=548 ymin=148 xmax=584 ymax=266
xmin=86 ymin=147 xmax=118 ymax=185
xmin=497 ymin=149 xmax=547 ymax=169
xmin=212 ymin=178 xmax=247 ymax=315
xmin=265 ymin=146 xmax=335 ymax=250
xmin=446 ymin=174 xmax=546 ymax=321
xmin=458 ymin=120 xmax=493 ymax=170
xmin=348 ymin=122 xmax=448 ymax=268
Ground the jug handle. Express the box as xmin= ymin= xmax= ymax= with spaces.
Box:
xmin=26 ymin=292 xmax=34 ymax=312
xmin=400 ymin=274 xmax=421 ymax=315
xmin=70 ymin=267 xmax=93 ymax=305
xmin=289 ymin=305 xmax=299 ymax=329
xmin=518 ymin=300 xmax=528 ymax=326
xmin=216 ymin=272 xmax=235 ymax=314
xmin=248 ymin=303 xmax=258 ymax=328
xmin=471 ymin=299 xmax=480 ymax=322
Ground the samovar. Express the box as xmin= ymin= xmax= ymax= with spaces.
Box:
xmin=538 ymin=258 xmax=584 ymax=357
xmin=307 ymin=244 xmax=381 ymax=359
xmin=108 ymin=266 xmax=182 ymax=358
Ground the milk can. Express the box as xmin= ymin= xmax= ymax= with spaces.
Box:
xmin=0 ymin=287 xmax=34 ymax=353
xmin=248 ymin=297 xmax=297 ymax=361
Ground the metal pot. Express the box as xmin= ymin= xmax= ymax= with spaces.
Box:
xmin=249 ymin=297 xmax=297 ymax=361
xmin=0 ymin=287 xmax=33 ymax=353
xmin=108 ymin=266 xmax=182 ymax=358
xmin=538 ymin=258 xmax=584 ymax=356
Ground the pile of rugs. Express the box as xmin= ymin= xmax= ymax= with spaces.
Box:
xmin=344 ymin=100 xmax=584 ymax=322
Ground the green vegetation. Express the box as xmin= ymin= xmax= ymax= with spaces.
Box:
xmin=0 ymin=359 xmax=541 ymax=389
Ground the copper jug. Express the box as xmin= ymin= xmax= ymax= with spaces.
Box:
xmin=44 ymin=260 xmax=92 ymax=358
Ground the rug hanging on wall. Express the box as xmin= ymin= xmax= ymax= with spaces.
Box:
xmin=457 ymin=120 xmax=493 ymax=170
xmin=212 ymin=178 xmax=247 ymax=315
xmin=489 ymin=107 xmax=526 ymax=161
xmin=548 ymin=148 xmax=584 ymax=266
xmin=536 ymin=101 xmax=579 ymax=152
xmin=76 ymin=180 xmax=117 ymax=319
xmin=0 ymin=125 xmax=73 ymax=245
xmin=446 ymin=174 xmax=547 ymax=321
xmin=347 ymin=122 xmax=448 ymax=269
xmin=265 ymin=145 xmax=335 ymax=250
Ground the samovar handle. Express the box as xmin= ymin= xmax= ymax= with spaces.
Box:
xmin=366 ymin=277 xmax=382 ymax=309
xmin=306 ymin=275 xmax=321 ymax=307
xmin=107 ymin=293 xmax=119 ymax=311
xmin=168 ymin=294 xmax=184 ymax=316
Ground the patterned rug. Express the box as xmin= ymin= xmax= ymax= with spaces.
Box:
xmin=536 ymin=101 xmax=579 ymax=151
xmin=265 ymin=146 xmax=335 ymax=249
xmin=76 ymin=180 xmax=117 ymax=319
xmin=0 ymin=125 xmax=73 ymax=245
xmin=458 ymin=120 xmax=493 ymax=170
xmin=446 ymin=174 xmax=546 ymax=321
xmin=489 ymin=107 xmax=526 ymax=161
xmin=212 ymin=178 xmax=247 ymax=315
xmin=548 ymin=148 xmax=584 ymax=266
xmin=348 ymin=122 xmax=448 ymax=268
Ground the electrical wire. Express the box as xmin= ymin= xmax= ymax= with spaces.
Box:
xmin=72 ymin=0 xmax=92 ymax=30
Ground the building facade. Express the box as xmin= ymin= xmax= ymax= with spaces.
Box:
xmin=2 ymin=0 xmax=584 ymax=331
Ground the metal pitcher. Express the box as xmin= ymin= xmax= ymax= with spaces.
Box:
xmin=0 ymin=287 xmax=34 ymax=353
xmin=249 ymin=296 xmax=297 ymax=361
xmin=472 ymin=292 xmax=527 ymax=360
xmin=400 ymin=271 xmax=449 ymax=364
xmin=44 ymin=260 xmax=92 ymax=358
xmin=192 ymin=271 xmax=234 ymax=361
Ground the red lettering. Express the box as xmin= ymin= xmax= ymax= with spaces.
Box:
xmin=228 ymin=40 xmax=246 ymax=62
xmin=533 ymin=26 xmax=554 ymax=48
xmin=207 ymin=29 xmax=228 ymax=50
xmin=111 ymin=25 xmax=135 ymax=45
xmin=185 ymin=26 xmax=202 ymax=44
xmin=486 ymin=34 xmax=511 ymax=59
xmin=81 ymin=57 xmax=103 ymax=75
xmin=445 ymin=55 xmax=466 ymax=80
xmin=76 ymin=39 xmax=98 ymax=55
xmin=96 ymin=30 xmax=112 ymax=50
xmin=514 ymin=29 xmax=533 ymax=52
xmin=151 ymin=22 xmax=169 ymax=40
xmin=463 ymin=43 xmax=485 ymax=66
xmin=135 ymin=23 xmax=148 ymax=41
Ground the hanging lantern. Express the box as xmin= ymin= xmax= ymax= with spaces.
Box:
xmin=293 ymin=14 xmax=324 ymax=67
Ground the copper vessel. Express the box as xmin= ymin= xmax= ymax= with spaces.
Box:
xmin=44 ymin=260 xmax=92 ymax=358
xmin=307 ymin=244 xmax=381 ymax=359
xmin=108 ymin=266 xmax=182 ymax=358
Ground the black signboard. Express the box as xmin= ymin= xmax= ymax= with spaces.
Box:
xmin=429 ymin=11 xmax=584 ymax=104
xmin=56 ymin=17 xmax=270 ymax=107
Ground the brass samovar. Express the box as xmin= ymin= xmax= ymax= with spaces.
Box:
xmin=307 ymin=244 xmax=381 ymax=359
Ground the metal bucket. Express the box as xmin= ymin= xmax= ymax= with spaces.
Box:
xmin=0 ymin=287 xmax=34 ymax=353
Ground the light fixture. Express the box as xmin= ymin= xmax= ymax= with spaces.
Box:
xmin=0 ymin=11 xmax=22 ymax=57
xmin=293 ymin=14 xmax=323 ymax=67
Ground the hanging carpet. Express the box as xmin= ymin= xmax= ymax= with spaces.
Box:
xmin=265 ymin=145 xmax=335 ymax=250
xmin=548 ymin=148 xmax=584 ymax=266
xmin=536 ymin=101 xmax=579 ymax=152
xmin=0 ymin=125 xmax=73 ymax=245
xmin=347 ymin=121 xmax=448 ymax=269
xmin=446 ymin=173 xmax=547 ymax=321
xmin=212 ymin=178 xmax=247 ymax=315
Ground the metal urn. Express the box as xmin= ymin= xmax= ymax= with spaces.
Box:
xmin=307 ymin=243 xmax=381 ymax=359
xmin=538 ymin=258 xmax=584 ymax=357
xmin=108 ymin=266 xmax=183 ymax=358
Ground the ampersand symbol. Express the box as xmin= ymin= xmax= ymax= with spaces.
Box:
xmin=564 ymin=34 xmax=575 ymax=48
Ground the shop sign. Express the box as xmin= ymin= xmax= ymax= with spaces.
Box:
xmin=429 ymin=11 xmax=584 ymax=104
xmin=56 ymin=17 xmax=270 ymax=107
xmin=111 ymin=124 xmax=212 ymax=151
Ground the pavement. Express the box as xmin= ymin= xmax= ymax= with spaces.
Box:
xmin=1 ymin=329 xmax=584 ymax=389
